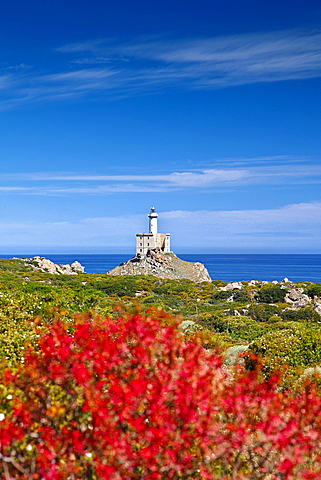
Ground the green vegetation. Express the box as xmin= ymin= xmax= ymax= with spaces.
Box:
xmin=256 ymin=284 xmax=287 ymax=303
xmin=306 ymin=283 xmax=321 ymax=298
xmin=0 ymin=257 xmax=321 ymax=384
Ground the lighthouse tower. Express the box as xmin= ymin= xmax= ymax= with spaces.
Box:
xmin=148 ymin=206 xmax=158 ymax=235
xmin=136 ymin=207 xmax=171 ymax=256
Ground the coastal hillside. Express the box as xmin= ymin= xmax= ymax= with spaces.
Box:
xmin=0 ymin=256 xmax=320 ymax=384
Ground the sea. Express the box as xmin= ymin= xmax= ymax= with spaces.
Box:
xmin=1 ymin=253 xmax=320 ymax=283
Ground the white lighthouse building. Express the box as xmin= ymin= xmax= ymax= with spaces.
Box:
xmin=148 ymin=206 xmax=158 ymax=235
xmin=136 ymin=207 xmax=171 ymax=256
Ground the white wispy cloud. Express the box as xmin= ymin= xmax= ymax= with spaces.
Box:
xmin=0 ymin=160 xmax=320 ymax=195
xmin=57 ymin=39 xmax=107 ymax=54
xmin=163 ymin=202 xmax=321 ymax=229
xmin=0 ymin=186 xmax=37 ymax=192
xmin=1 ymin=29 xmax=321 ymax=107
xmin=161 ymin=202 xmax=321 ymax=251
xmin=99 ymin=30 xmax=321 ymax=87
xmin=0 ymin=202 xmax=319 ymax=251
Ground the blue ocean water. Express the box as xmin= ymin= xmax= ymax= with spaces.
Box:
xmin=1 ymin=253 xmax=320 ymax=283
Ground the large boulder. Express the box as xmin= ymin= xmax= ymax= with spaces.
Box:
xmin=285 ymin=288 xmax=311 ymax=307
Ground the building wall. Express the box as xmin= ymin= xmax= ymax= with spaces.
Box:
xmin=136 ymin=233 xmax=170 ymax=255
xmin=136 ymin=234 xmax=156 ymax=255
xmin=155 ymin=233 xmax=171 ymax=253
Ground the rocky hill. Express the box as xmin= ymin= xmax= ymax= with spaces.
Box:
xmin=107 ymin=251 xmax=212 ymax=283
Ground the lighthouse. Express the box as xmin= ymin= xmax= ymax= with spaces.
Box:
xmin=148 ymin=206 xmax=158 ymax=235
xmin=136 ymin=207 xmax=171 ymax=256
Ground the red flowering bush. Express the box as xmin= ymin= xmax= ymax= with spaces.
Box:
xmin=1 ymin=309 xmax=321 ymax=479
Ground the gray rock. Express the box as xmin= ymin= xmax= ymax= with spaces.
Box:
xmin=71 ymin=261 xmax=85 ymax=273
xmin=281 ymin=277 xmax=291 ymax=284
xmin=315 ymin=303 xmax=321 ymax=316
xmin=224 ymin=345 xmax=248 ymax=366
xmin=107 ymin=251 xmax=211 ymax=283
xmin=179 ymin=320 xmax=201 ymax=334
xmin=220 ymin=282 xmax=244 ymax=291
xmin=22 ymin=256 xmax=85 ymax=275
xmin=298 ymin=366 xmax=321 ymax=384
xmin=285 ymin=288 xmax=311 ymax=306
xmin=287 ymin=287 xmax=304 ymax=298
xmin=292 ymin=298 xmax=311 ymax=307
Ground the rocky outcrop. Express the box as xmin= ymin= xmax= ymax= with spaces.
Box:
xmin=107 ymin=251 xmax=211 ymax=283
xmin=285 ymin=288 xmax=311 ymax=307
xmin=219 ymin=282 xmax=244 ymax=291
xmin=22 ymin=256 xmax=85 ymax=275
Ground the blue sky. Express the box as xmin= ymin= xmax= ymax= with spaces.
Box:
xmin=0 ymin=0 xmax=321 ymax=253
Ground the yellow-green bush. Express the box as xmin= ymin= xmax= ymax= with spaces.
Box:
xmin=249 ymin=323 xmax=321 ymax=380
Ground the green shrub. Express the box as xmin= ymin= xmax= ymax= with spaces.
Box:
xmin=211 ymin=280 xmax=227 ymax=287
xmin=210 ymin=290 xmax=231 ymax=302
xmin=210 ymin=290 xmax=250 ymax=304
xmin=196 ymin=315 xmax=227 ymax=332
xmin=153 ymin=280 xmax=194 ymax=296
xmin=250 ymin=304 xmax=281 ymax=322
xmin=256 ymin=285 xmax=287 ymax=303
xmin=281 ymin=307 xmax=321 ymax=323
xmin=0 ymin=259 xmax=33 ymax=273
xmin=249 ymin=323 xmax=321 ymax=379
xmin=20 ymin=282 xmax=55 ymax=295
xmin=197 ymin=315 xmax=267 ymax=342
xmin=232 ymin=291 xmax=251 ymax=303
xmin=267 ymin=315 xmax=283 ymax=323
xmin=306 ymin=283 xmax=321 ymax=299
xmin=143 ymin=295 xmax=182 ymax=310
xmin=88 ymin=277 xmax=138 ymax=297
xmin=224 ymin=315 xmax=267 ymax=341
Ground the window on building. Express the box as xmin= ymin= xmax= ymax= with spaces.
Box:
xmin=140 ymin=249 xmax=142 ymax=252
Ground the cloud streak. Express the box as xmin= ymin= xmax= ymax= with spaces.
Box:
xmin=161 ymin=202 xmax=321 ymax=251
xmin=0 ymin=160 xmax=321 ymax=195
xmin=1 ymin=29 xmax=321 ymax=107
